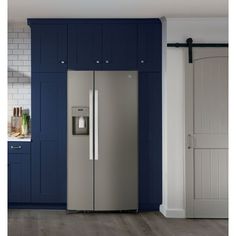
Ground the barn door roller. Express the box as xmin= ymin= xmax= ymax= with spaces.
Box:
xmin=186 ymin=38 xmax=193 ymax=63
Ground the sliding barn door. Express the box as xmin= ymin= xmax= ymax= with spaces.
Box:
xmin=186 ymin=48 xmax=228 ymax=218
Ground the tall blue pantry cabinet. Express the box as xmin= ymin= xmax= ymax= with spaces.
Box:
xmin=30 ymin=24 xmax=67 ymax=205
xmin=19 ymin=19 xmax=162 ymax=210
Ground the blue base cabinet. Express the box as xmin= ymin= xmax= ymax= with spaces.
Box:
xmin=8 ymin=142 xmax=31 ymax=203
xmin=31 ymin=73 xmax=67 ymax=204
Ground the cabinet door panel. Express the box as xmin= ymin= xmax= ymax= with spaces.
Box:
xmin=138 ymin=22 xmax=162 ymax=71
xmin=31 ymin=25 xmax=67 ymax=72
xmin=139 ymin=72 xmax=162 ymax=211
xmin=102 ymin=24 xmax=137 ymax=70
xmin=31 ymin=73 xmax=67 ymax=203
xmin=8 ymin=154 xmax=30 ymax=203
xmin=68 ymin=24 xmax=102 ymax=70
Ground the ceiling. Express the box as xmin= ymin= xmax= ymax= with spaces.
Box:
xmin=8 ymin=0 xmax=228 ymax=22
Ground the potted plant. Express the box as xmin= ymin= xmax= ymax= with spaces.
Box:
xmin=21 ymin=113 xmax=30 ymax=136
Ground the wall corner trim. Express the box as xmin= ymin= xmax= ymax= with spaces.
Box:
xmin=160 ymin=204 xmax=186 ymax=218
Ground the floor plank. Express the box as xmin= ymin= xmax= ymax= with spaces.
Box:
xmin=8 ymin=210 xmax=228 ymax=236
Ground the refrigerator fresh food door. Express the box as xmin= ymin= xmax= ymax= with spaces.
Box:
xmin=94 ymin=71 xmax=138 ymax=211
xmin=67 ymin=71 xmax=94 ymax=211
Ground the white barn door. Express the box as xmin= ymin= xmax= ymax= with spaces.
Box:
xmin=185 ymin=48 xmax=228 ymax=218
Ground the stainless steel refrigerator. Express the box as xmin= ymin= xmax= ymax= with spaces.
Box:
xmin=67 ymin=71 xmax=138 ymax=211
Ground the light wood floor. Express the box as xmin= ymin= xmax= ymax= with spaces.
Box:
xmin=8 ymin=210 xmax=228 ymax=236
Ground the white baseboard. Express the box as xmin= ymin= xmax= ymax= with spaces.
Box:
xmin=160 ymin=204 xmax=186 ymax=218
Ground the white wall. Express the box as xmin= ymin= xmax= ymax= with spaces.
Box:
xmin=167 ymin=18 xmax=228 ymax=43
xmin=160 ymin=17 xmax=228 ymax=218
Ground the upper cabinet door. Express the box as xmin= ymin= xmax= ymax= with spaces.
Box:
xmin=138 ymin=22 xmax=162 ymax=71
xmin=31 ymin=25 xmax=67 ymax=72
xmin=68 ymin=24 xmax=102 ymax=70
xmin=102 ymin=24 xmax=137 ymax=70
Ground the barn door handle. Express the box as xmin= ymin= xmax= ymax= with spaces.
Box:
xmin=187 ymin=134 xmax=193 ymax=149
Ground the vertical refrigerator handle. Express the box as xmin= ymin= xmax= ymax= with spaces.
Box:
xmin=95 ymin=90 xmax=99 ymax=160
xmin=89 ymin=90 xmax=93 ymax=160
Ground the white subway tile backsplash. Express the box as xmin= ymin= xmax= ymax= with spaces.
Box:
xmin=8 ymin=99 xmax=18 ymax=105
xmin=22 ymin=71 xmax=31 ymax=77
xmin=23 ymin=38 xmax=31 ymax=43
xmin=18 ymin=33 xmax=30 ymax=38
xmin=18 ymin=66 xmax=30 ymax=72
xmin=8 ymin=77 xmax=18 ymax=83
xmin=8 ymin=44 xmax=18 ymax=49
xmin=8 ymin=33 xmax=18 ymax=38
xmin=18 ymin=55 xmax=30 ymax=60
xmin=23 ymin=27 xmax=30 ymax=33
xmin=12 ymin=61 xmax=24 ymax=66
xmin=19 ymin=44 xmax=30 ymax=49
xmin=13 ymin=83 xmax=24 ymax=88
xmin=23 ymin=83 xmax=31 ymax=89
xmin=18 ymin=99 xmax=30 ymax=105
xmin=12 ymin=27 xmax=24 ymax=33
xmin=12 ymin=71 xmax=22 ymax=77
xmin=24 ymin=94 xmax=31 ymax=99
xmin=23 ymin=61 xmax=31 ymax=66
xmin=13 ymin=38 xmax=24 ymax=44
xmin=13 ymin=49 xmax=24 ymax=55
xmin=23 ymin=49 xmax=31 ymax=55
xmin=8 ymin=88 xmax=18 ymax=93
xmin=8 ymin=55 xmax=18 ymax=60
xmin=18 ymin=77 xmax=31 ymax=83
xmin=9 ymin=66 xmax=18 ymax=72
xmin=18 ymin=88 xmax=30 ymax=94
xmin=13 ymin=94 xmax=24 ymax=99
xmin=8 ymin=23 xmax=32 ymax=123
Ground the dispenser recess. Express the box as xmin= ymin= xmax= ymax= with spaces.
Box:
xmin=72 ymin=106 xmax=89 ymax=135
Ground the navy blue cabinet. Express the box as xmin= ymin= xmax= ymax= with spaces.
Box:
xmin=139 ymin=72 xmax=162 ymax=211
xmin=31 ymin=25 xmax=67 ymax=72
xmin=31 ymin=73 xmax=67 ymax=203
xmin=102 ymin=23 xmax=137 ymax=70
xmin=68 ymin=24 xmax=102 ymax=70
xmin=138 ymin=21 xmax=162 ymax=71
xmin=68 ymin=22 xmax=137 ymax=70
xmin=8 ymin=142 xmax=31 ymax=203
xmin=28 ymin=19 xmax=162 ymax=211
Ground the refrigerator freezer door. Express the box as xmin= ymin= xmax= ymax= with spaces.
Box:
xmin=94 ymin=71 xmax=138 ymax=211
xmin=67 ymin=71 xmax=94 ymax=210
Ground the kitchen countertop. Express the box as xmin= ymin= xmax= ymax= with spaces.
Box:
xmin=8 ymin=136 xmax=31 ymax=142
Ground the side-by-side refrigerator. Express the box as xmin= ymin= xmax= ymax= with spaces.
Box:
xmin=67 ymin=71 xmax=138 ymax=211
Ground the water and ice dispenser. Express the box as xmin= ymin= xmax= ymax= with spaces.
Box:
xmin=72 ymin=107 xmax=89 ymax=135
